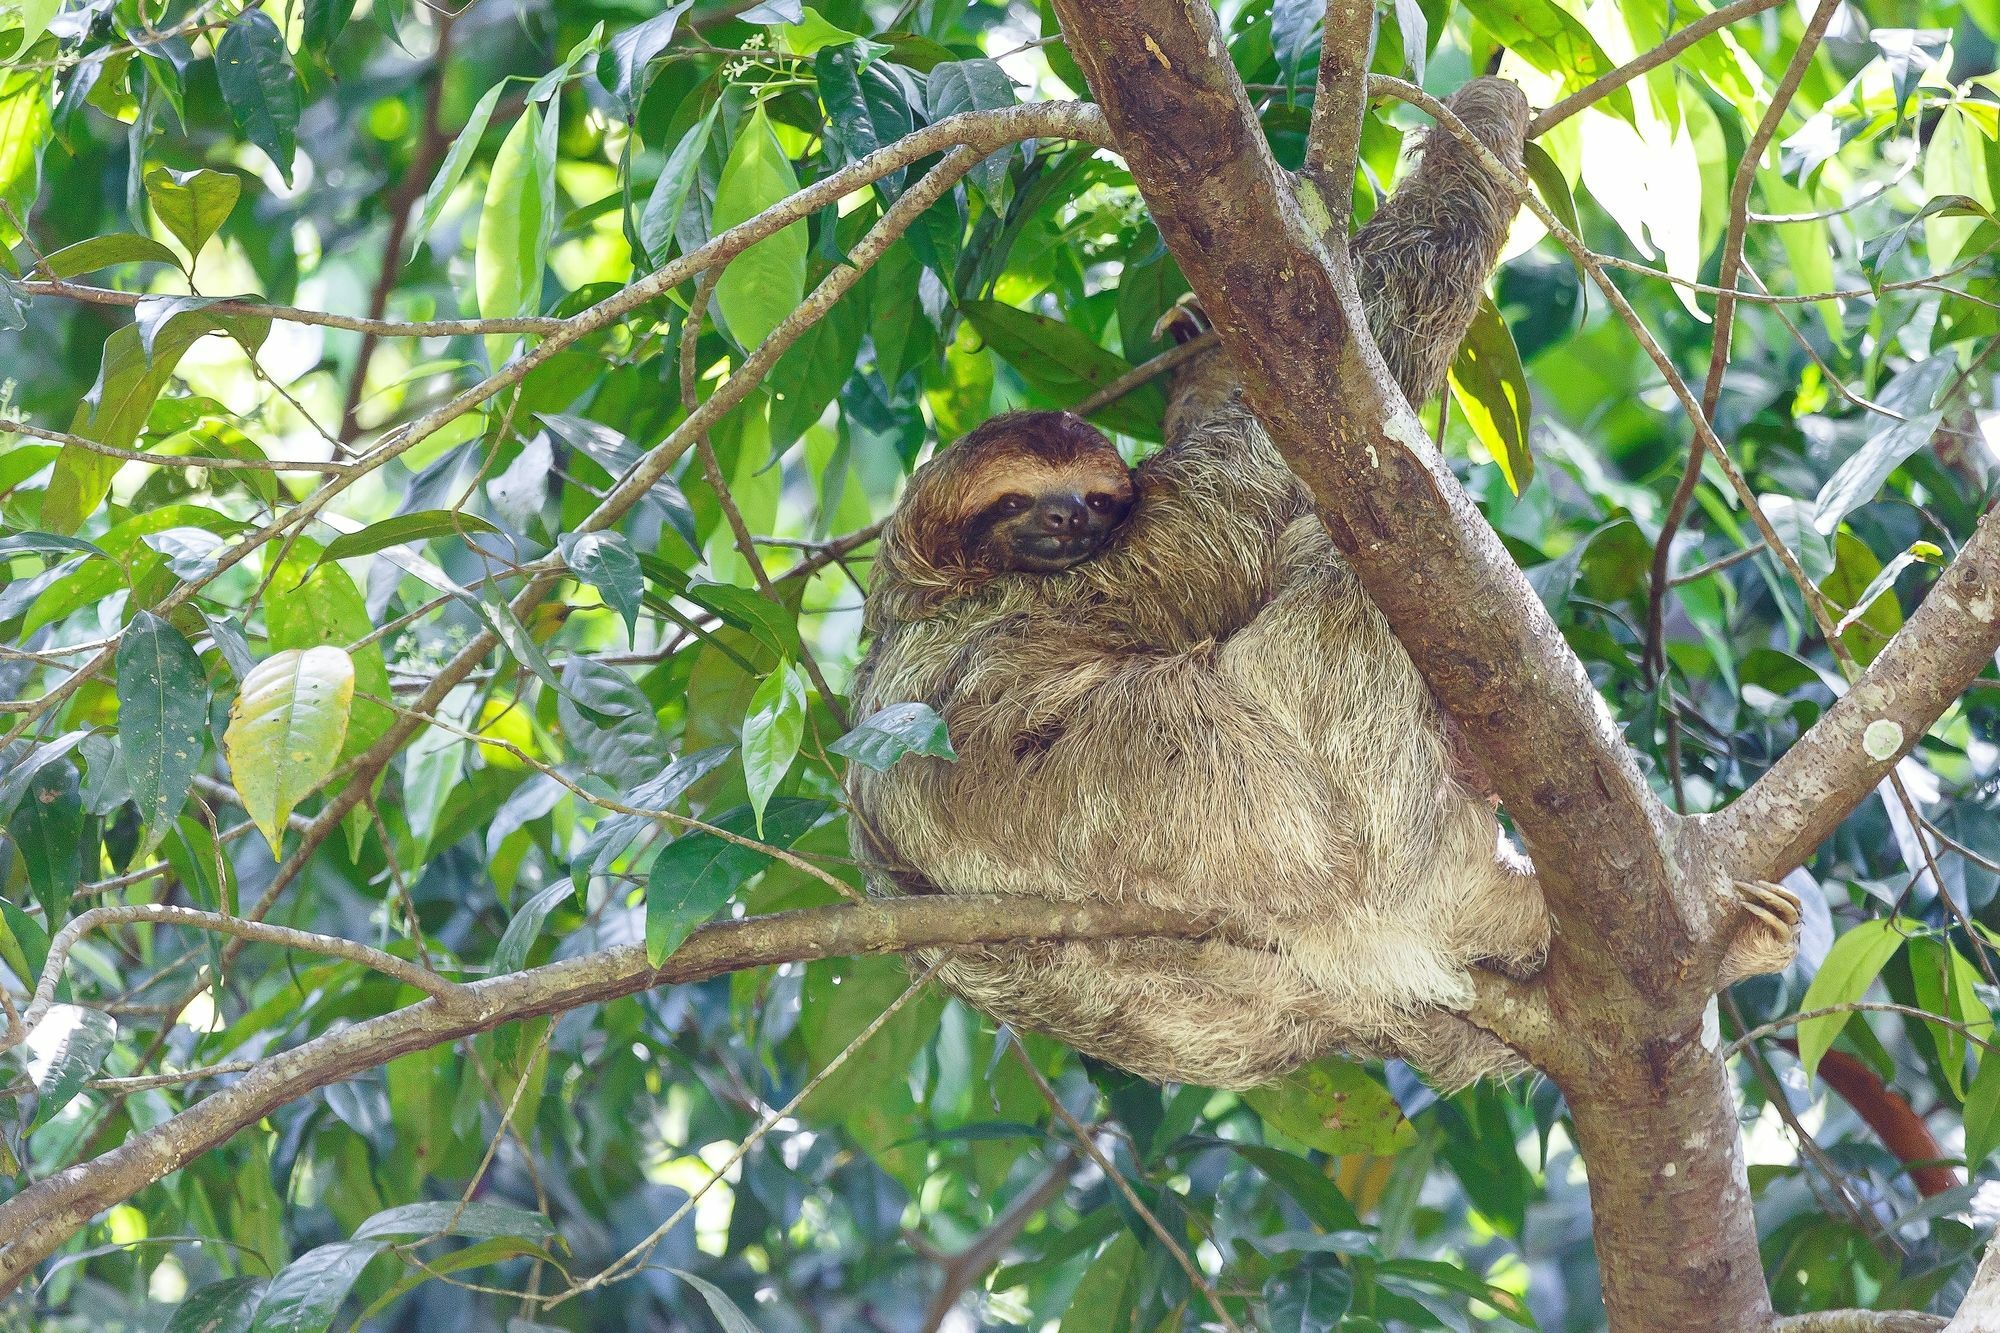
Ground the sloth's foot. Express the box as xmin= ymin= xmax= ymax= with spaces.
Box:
xmin=1152 ymin=292 xmax=1211 ymax=345
xmin=1719 ymin=879 xmax=1802 ymax=985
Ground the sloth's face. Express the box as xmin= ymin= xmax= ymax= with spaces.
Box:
xmin=965 ymin=472 xmax=1137 ymax=573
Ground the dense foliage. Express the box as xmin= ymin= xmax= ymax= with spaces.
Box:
xmin=3 ymin=0 xmax=2000 ymax=1327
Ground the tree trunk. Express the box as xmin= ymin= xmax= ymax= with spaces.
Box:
xmin=1561 ymin=1028 xmax=1774 ymax=1330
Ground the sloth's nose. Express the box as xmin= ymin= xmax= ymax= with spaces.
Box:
xmin=1032 ymin=494 xmax=1091 ymax=535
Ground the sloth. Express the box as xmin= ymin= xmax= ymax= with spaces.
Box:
xmin=846 ymin=79 xmax=1799 ymax=1089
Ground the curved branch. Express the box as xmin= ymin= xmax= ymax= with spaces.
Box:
xmin=1528 ymin=0 xmax=1788 ymax=136
xmin=1705 ymin=504 xmax=2000 ymax=881
xmin=1 ymin=905 xmax=469 ymax=1058
xmin=16 ymin=280 xmax=565 ymax=339
xmin=0 ymin=897 xmax=1221 ymax=1293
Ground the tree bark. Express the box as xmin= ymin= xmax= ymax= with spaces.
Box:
xmin=1561 ymin=1021 xmax=1774 ymax=1331
xmin=1041 ymin=3 xmax=1780 ymax=1326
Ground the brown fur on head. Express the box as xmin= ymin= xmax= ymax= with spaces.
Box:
xmin=887 ymin=411 xmax=1136 ymax=581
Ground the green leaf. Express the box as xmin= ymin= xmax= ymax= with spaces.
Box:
xmin=605 ymin=2 xmax=692 ymax=108
xmin=558 ymin=531 xmax=643 ymax=637
xmin=351 ymin=1201 xmax=555 ymax=1241
xmin=23 ymin=1003 xmax=115 ymax=1127
xmin=711 ymin=106 xmax=807 ymax=352
xmin=35 ymin=233 xmax=185 ymax=278
xmin=494 ymin=878 xmax=575 ymax=973
xmin=215 ymin=13 xmax=301 ymax=183
xmin=1059 ymin=1233 xmax=1140 ymax=1333
xmin=409 ymin=80 xmax=505 ymax=256
xmin=247 ymin=1240 xmax=385 ymax=1333
xmin=1814 ymin=412 xmax=1948 ymax=536
xmin=1797 ymin=918 xmax=1910 ymax=1079
xmin=1926 ymin=105 xmax=1998 ymax=272
xmin=142 ymin=167 xmax=241 ymax=262
xmin=164 ymin=1277 xmax=266 ymax=1333
xmin=770 ymin=5 xmax=880 ymax=58
xmin=1964 ymin=1024 xmax=2000 ymax=1167
xmin=667 ymin=1270 xmax=761 ymax=1333
xmin=829 ymin=702 xmax=955 ymax=771
xmin=7 ymin=758 xmax=83 ymax=921
xmin=44 ymin=309 xmax=263 ymax=533
xmin=1521 ymin=140 xmax=1579 ymax=237
xmin=0 ymin=531 xmax=104 ymax=561
xmin=1908 ymin=936 xmax=1991 ymax=1099
xmin=15 ymin=0 xmax=58 ymax=52
xmin=116 ymin=611 xmax=210 ymax=853
xmin=742 ymin=660 xmax=807 ymax=832
xmin=1242 ymin=1058 xmax=1414 ymax=1154
xmin=1820 ymin=533 xmax=1906 ymax=668
xmin=1447 ymin=296 xmax=1533 ymax=495
xmin=1264 ymin=1256 xmax=1354 ymax=1331
xmin=318 ymin=510 xmax=501 ymax=563
xmin=1462 ymin=0 xmax=1625 ymax=104
xmin=476 ymin=100 xmax=558 ymax=367
xmin=223 ymin=647 xmax=356 ymax=851
xmin=266 ymin=549 xmax=395 ymax=779
xmin=1228 ymin=1144 xmax=1364 ymax=1231
xmin=0 ymin=63 xmax=52 ymax=253
xmin=302 ymin=0 xmax=355 ymax=54
xmin=961 ymin=299 xmax=1164 ymax=440
xmin=638 ymin=99 xmax=720 ymax=266
xmin=645 ymin=799 xmax=825 ymax=965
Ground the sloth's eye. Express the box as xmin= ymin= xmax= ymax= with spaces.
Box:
xmin=1085 ymin=494 xmax=1118 ymax=514
xmin=997 ymin=494 xmax=1031 ymax=513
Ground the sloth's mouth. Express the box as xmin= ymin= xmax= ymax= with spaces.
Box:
xmin=1012 ymin=534 xmax=1102 ymax=571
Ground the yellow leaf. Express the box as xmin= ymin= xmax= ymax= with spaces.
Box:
xmin=223 ymin=647 xmax=355 ymax=849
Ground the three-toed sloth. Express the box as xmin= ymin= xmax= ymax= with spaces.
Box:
xmin=846 ymin=78 xmax=1796 ymax=1090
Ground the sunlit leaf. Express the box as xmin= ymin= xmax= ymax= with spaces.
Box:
xmin=409 ymin=80 xmax=506 ymax=256
xmin=1797 ymin=918 xmax=1910 ymax=1079
xmin=712 ymin=106 xmax=807 ymax=352
xmin=0 ymin=61 xmax=52 ymax=253
xmin=142 ymin=166 xmax=240 ymax=262
xmin=1243 ymin=1058 xmax=1414 ymax=1154
xmin=476 ymin=100 xmax=558 ymax=368
xmin=1447 ymin=296 xmax=1534 ymax=495
xmin=223 ymin=647 xmax=356 ymax=851
xmin=35 ymin=232 xmax=184 ymax=278
xmin=23 ymin=1003 xmax=115 ymax=1128
xmin=742 ymin=660 xmax=807 ymax=833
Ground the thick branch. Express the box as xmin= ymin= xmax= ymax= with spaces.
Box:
xmin=0 ymin=897 xmax=1218 ymax=1293
xmin=1705 ymin=503 xmax=2000 ymax=880
xmin=1046 ymin=1 xmax=1677 ymax=992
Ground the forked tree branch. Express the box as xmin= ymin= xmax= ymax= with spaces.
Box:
xmin=1045 ymin=0 xmax=1678 ymax=995
xmin=0 ymin=897 xmax=1221 ymax=1293
xmin=1706 ymin=504 xmax=2000 ymax=880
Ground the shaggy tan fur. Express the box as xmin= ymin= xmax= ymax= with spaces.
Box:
xmin=848 ymin=80 xmax=1545 ymax=1090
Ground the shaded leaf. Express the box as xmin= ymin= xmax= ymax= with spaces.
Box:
xmin=645 ymin=799 xmax=825 ymax=965
xmin=115 ymin=610 xmax=209 ymax=852
xmin=247 ymin=1240 xmax=384 ymax=1333
xmin=165 ymin=1277 xmax=266 ymax=1333
xmin=215 ymin=13 xmax=300 ymax=183
xmin=639 ymin=100 xmax=720 ymax=266
xmin=8 ymin=757 xmax=83 ymax=921
xmin=559 ymin=531 xmax=643 ymax=637
xmin=961 ymin=299 xmax=1163 ymax=439
xmin=352 ymin=1201 xmax=555 ymax=1241
xmin=1264 ymin=1256 xmax=1354 ymax=1331
xmin=667 ymin=1270 xmax=760 ymax=1333
xmin=318 ymin=510 xmax=501 ymax=564
xmin=829 ymin=702 xmax=955 ymax=771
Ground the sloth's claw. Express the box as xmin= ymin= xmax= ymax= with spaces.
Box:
xmin=1720 ymin=879 xmax=1801 ymax=985
xmin=1152 ymin=292 xmax=1211 ymax=346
